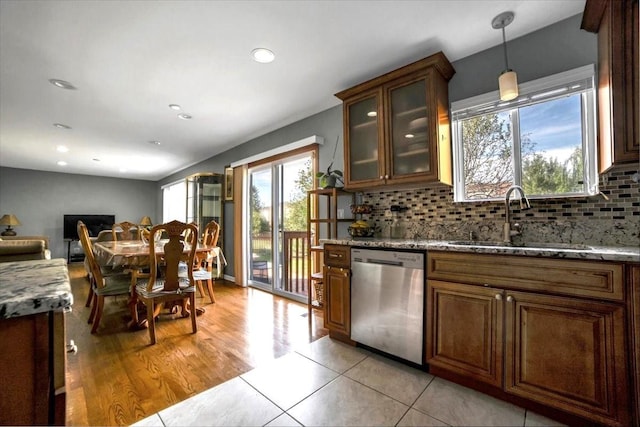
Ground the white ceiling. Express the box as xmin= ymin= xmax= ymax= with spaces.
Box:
xmin=0 ymin=0 xmax=585 ymax=181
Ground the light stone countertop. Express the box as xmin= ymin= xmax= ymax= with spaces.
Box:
xmin=0 ymin=258 xmax=73 ymax=319
xmin=320 ymin=238 xmax=640 ymax=263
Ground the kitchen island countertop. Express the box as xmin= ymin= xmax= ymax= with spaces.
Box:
xmin=0 ymin=258 xmax=73 ymax=319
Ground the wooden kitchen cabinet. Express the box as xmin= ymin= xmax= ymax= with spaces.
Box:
xmin=426 ymin=251 xmax=632 ymax=426
xmin=582 ymin=0 xmax=639 ymax=172
xmin=335 ymin=52 xmax=455 ymax=190
xmin=323 ymin=244 xmax=353 ymax=343
xmin=629 ymin=264 xmax=640 ymax=423
xmin=504 ymin=290 xmax=628 ymax=426
xmin=426 ymin=280 xmax=504 ymax=388
xmin=0 ymin=310 xmax=67 ymax=425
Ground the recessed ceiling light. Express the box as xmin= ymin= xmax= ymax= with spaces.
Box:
xmin=53 ymin=123 xmax=71 ymax=129
xmin=56 ymin=145 xmax=68 ymax=153
xmin=178 ymin=113 xmax=192 ymax=120
xmin=119 ymin=168 xmax=127 ymax=173
xmin=49 ymin=79 xmax=77 ymax=90
xmin=148 ymin=140 xmax=161 ymax=145
xmin=251 ymin=48 xmax=275 ymax=63
xmin=57 ymin=161 xmax=67 ymax=166
xmin=169 ymin=104 xmax=181 ymax=111
xmin=367 ymin=111 xmax=377 ymax=117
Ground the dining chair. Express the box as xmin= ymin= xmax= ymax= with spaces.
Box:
xmin=133 ymin=220 xmax=198 ymax=345
xmin=111 ymin=221 xmax=141 ymax=241
xmin=77 ymin=221 xmax=132 ymax=333
xmin=192 ymin=220 xmax=220 ymax=304
xmin=82 ymin=226 xmax=129 ymax=307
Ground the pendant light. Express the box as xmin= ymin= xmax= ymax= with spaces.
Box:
xmin=492 ymin=11 xmax=518 ymax=101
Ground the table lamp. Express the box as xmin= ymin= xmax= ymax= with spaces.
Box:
xmin=139 ymin=216 xmax=153 ymax=229
xmin=0 ymin=214 xmax=21 ymax=236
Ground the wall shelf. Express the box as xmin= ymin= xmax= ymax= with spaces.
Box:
xmin=306 ymin=188 xmax=355 ymax=312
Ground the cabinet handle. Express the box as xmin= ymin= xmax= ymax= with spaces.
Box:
xmin=385 ymin=175 xmax=389 ymax=179
xmin=379 ymin=175 xmax=384 ymax=180
xmin=506 ymin=295 xmax=514 ymax=302
xmin=495 ymin=294 xmax=502 ymax=300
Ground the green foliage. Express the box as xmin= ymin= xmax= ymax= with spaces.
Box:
xmin=250 ymin=184 xmax=270 ymax=234
xmin=316 ymin=167 xmax=343 ymax=189
xmin=523 ymin=147 xmax=583 ymax=195
xmin=284 ymin=159 xmax=312 ymax=231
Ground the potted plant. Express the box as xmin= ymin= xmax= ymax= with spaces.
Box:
xmin=316 ymin=135 xmax=344 ymax=189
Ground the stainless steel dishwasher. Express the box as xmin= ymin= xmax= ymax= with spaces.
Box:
xmin=350 ymin=247 xmax=424 ymax=364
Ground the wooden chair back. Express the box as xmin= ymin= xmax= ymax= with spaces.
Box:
xmin=146 ymin=220 xmax=198 ymax=292
xmin=183 ymin=221 xmax=198 ymax=245
xmin=77 ymin=221 xmax=106 ymax=289
xmin=203 ymin=220 xmax=220 ymax=247
xmin=112 ymin=221 xmax=141 ymax=241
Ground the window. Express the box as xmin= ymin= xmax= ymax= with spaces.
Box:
xmin=452 ymin=65 xmax=597 ymax=202
xmin=162 ymin=180 xmax=186 ymax=222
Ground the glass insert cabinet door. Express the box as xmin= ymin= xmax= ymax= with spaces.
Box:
xmin=345 ymin=93 xmax=382 ymax=184
xmin=186 ymin=173 xmax=224 ymax=247
xmin=388 ymin=78 xmax=431 ymax=178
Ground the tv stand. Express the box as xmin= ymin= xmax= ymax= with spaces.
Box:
xmin=65 ymin=239 xmax=84 ymax=263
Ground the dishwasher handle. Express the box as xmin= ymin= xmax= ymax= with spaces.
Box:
xmin=354 ymin=257 xmax=404 ymax=267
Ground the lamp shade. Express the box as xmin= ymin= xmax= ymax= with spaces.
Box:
xmin=0 ymin=214 xmax=21 ymax=226
xmin=139 ymin=216 xmax=152 ymax=226
xmin=499 ymin=70 xmax=519 ymax=101
xmin=0 ymin=214 xmax=21 ymax=236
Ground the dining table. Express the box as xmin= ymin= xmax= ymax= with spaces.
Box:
xmin=92 ymin=239 xmax=226 ymax=329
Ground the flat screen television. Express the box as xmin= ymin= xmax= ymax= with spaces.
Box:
xmin=63 ymin=214 xmax=115 ymax=240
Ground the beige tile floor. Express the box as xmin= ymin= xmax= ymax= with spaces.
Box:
xmin=132 ymin=336 xmax=565 ymax=427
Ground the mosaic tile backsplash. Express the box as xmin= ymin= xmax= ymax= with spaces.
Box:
xmin=360 ymin=165 xmax=639 ymax=247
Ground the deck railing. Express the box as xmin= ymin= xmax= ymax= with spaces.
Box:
xmin=250 ymin=231 xmax=309 ymax=298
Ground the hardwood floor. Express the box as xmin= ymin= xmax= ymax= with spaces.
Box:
xmin=64 ymin=264 xmax=327 ymax=426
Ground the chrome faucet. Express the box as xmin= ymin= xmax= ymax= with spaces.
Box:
xmin=503 ymin=185 xmax=531 ymax=243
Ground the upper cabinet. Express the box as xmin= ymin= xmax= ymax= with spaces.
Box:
xmin=582 ymin=0 xmax=639 ymax=172
xmin=335 ymin=52 xmax=455 ymax=190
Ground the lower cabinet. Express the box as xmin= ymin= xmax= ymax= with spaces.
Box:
xmin=0 ymin=310 xmax=67 ymax=425
xmin=504 ymin=291 xmax=628 ymax=426
xmin=324 ymin=265 xmax=351 ymax=338
xmin=426 ymin=280 xmax=503 ymax=388
xmin=323 ymin=244 xmax=353 ymax=343
xmin=426 ymin=251 xmax=633 ymax=427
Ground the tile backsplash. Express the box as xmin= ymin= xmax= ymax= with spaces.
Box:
xmin=361 ymin=165 xmax=639 ymax=247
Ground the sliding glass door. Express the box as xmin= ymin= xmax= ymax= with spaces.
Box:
xmin=247 ymin=152 xmax=313 ymax=303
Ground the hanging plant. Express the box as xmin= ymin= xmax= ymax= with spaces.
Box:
xmin=316 ymin=135 xmax=344 ymax=188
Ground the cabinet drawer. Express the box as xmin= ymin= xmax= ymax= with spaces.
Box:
xmin=324 ymin=244 xmax=350 ymax=268
xmin=427 ymin=251 xmax=624 ymax=301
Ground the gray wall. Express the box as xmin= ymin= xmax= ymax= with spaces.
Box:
xmin=0 ymin=14 xmax=600 ymax=271
xmin=450 ymin=14 xmax=595 ymax=102
xmin=0 ymin=167 xmax=157 ymax=259
xmin=158 ymin=13 xmax=596 ymax=276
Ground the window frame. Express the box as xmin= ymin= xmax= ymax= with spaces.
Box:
xmin=451 ymin=64 xmax=598 ymax=202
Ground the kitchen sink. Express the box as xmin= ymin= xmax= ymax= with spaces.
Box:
xmin=446 ymin=240 xmax=593 ymax=250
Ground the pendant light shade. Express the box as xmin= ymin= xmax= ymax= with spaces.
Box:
xmin=499 ymin=70 xmax=518 ymax=101
xmin=492 ymin=11 xmax=518 ymax=101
